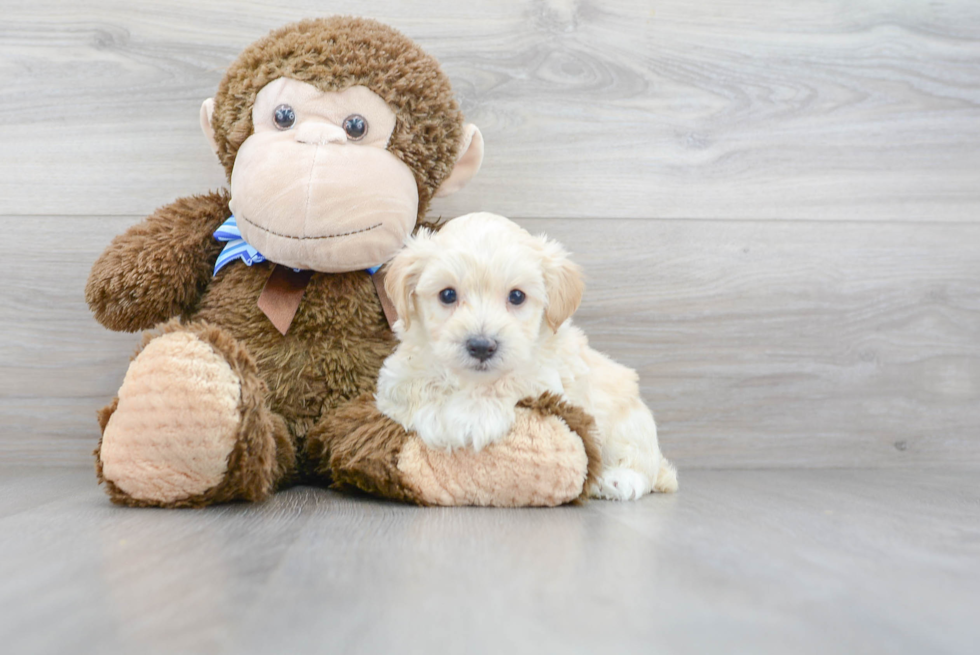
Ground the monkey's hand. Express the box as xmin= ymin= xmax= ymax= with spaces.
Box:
xmin=86 ymin=191 xmax=230 ymax=332
xmin=306 ymin=393 xmax=601 ymax=506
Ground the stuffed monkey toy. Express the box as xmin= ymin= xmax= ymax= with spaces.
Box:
xmin=86 ymin=17 xmax=599 ymax=508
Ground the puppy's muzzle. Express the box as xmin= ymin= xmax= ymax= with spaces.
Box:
xmin=465 ymin=336 xmax=498 ymax=363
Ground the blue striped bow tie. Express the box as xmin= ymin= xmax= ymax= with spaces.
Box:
xmin=213 ymin=215 xmax=380 ymax=276
xmin=213 ymin=215 xmax=266 ymax=274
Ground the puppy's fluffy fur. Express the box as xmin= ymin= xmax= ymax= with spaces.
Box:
xmin=376 ymin=213 xmax=677 ymax=500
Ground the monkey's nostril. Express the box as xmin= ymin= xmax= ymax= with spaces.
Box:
xmin=465 ymin=336 xmax=498 ymax=363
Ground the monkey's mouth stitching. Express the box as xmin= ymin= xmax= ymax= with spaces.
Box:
xmin=238 ymin=214 xmax=382 ymax=240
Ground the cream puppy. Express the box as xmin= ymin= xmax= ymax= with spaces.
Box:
xmin=376 ymin=212 xmax=677 ymax=500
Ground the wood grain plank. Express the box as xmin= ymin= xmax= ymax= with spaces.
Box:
xmin=524 ymin=216 xmax=980 ymax=468
xmin=2 ymin=215 xmax=977 ymax=467
xmin=1 ymin=468 xmax=978 ymax=654
xmin=2 ymin=0 xmax=979 ymax=219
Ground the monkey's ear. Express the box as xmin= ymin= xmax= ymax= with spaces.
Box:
xmin=538 ymin=237 xmax=585 ymax=332
xmin=434 ymin=124 xmax=484 ymax=198
xmin=200 ymin=98 xmax=220 ymax=156
xmin=383 ymin=230 xmax=434 ymax=330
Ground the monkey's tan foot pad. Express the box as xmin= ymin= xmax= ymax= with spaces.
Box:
xmin=96 ymin=327 xmax=279 ymax=508
xmin=398 ymin=403 xmax=595 ymax=507
xmin=317 ymin=392 xmax=600 ymax=507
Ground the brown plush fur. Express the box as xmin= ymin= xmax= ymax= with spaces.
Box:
xmin=85 ymin=191 xmax=230 ymax=333
xmin=94 ymin=320 xmax=294 ymax=508
xmin=211 ymin=17 xmax=464 ymax=222
xmin=307 ymin=392 xmax=603 ymax=506
xmin=87 ymin=17 xmax=598 ymax=508
xmin=516 ymin=393 xmax=602 ymax=502
xmin=89 ymin=189 xmax=396 ymax=505
xmin=306 ymin=393 xmax=424 ymax=504
xmin=195 ymin=252 xmax=395 ymax=443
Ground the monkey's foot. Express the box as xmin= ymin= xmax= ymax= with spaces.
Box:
xmin=96 ymin=321 xmax=291 ymax=508
xmin=308 ymin=393 xmax=601 ymax=507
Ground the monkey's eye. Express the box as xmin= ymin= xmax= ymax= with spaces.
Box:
xmin=343 ymin=114 xmax=367 ymax=140
xmin=439 ymin=288 xmax=457 ymax=305
xmin=273 ymin=104 xmax=296 ymax=130
xmin=508 ymin=289 xmax=526 ymax=306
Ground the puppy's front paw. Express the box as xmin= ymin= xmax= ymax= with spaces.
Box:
xmin=412 ymin=402 xmax=514 ymax=452
xmin=593 ymin=467 xmax=653 ymax=501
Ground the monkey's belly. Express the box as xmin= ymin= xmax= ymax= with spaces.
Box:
xmin=193 ymin=263 xmax=395 ymax=432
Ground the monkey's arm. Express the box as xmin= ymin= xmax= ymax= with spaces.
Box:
xmin=86 ymin=190 xmax=231 ymax=332
xmin=306 ymin=393 xmax=601 ymax=506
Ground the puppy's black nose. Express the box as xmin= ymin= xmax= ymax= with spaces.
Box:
xmin=466 ymin=336 xmax=498 ymax=362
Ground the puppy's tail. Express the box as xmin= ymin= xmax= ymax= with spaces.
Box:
xmin=654 ymin=457 xmax=679 ymax=493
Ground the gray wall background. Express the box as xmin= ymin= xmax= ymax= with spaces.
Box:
xmin=2 ymin=0 xmax=978 ymax=468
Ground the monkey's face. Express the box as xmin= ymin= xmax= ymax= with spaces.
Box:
xmin=226 ymin=78 xmax=419 ymax=273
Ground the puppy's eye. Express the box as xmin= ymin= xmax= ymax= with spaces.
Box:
xmin=508 ymin=289 xmax=526 ymax=305
xmin=273 ymin=104 xmax=296 ymax=130
xmin=343 ymin=114 xmax=367 ymax=140
xmin=439 ymin=288 xmax=457 ymax=305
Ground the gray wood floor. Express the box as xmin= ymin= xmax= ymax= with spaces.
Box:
xmin=1 ymin=466 xmax=977 ymax=655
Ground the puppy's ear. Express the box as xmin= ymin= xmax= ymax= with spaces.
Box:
xmin=538 ymin=236 xmax=585 ymax=332
xmin=383 ymin=230 xmax=433 ymax=329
